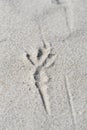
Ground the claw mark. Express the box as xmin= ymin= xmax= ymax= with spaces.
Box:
xmin=64 ymin=76 xmax=77 ymax=130
xmin=26 ymin=41 xmax=56 ymax=115
xmin=37 ymin=48 xmax=43 ymax=60
xmin=26 ymin=53 xmax=35 ymax=65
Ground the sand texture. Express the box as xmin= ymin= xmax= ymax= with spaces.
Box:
xmin=0 ymin=0 xmax=87 ymax=130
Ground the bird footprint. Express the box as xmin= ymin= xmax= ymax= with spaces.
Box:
xmin=26 ymin=40 xmax=57 ymax=115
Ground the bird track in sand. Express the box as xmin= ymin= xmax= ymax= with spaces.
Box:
xmin=25 ymin=40 xmax=57 ymax=115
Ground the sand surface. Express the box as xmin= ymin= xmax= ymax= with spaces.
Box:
xmin=0 ymin=0 xmax=87 ymax=130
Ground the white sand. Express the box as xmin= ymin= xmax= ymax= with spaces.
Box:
xmin=0 ymin=0 xmax=87 ymax=130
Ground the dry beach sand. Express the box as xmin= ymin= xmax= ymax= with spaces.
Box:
xmin=0 ymin=0 xmax=87 ymax=130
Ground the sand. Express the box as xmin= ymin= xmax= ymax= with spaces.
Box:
xmin=0 ymin=0 xmax=87 ymax=130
